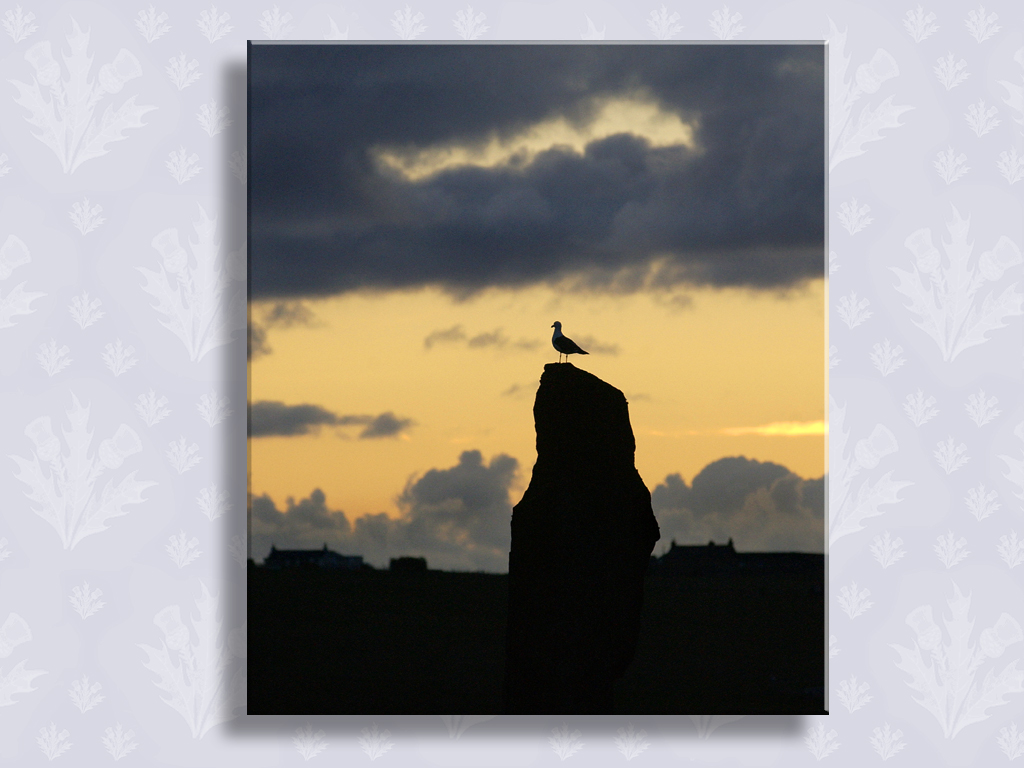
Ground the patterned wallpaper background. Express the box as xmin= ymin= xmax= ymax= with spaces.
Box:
xmin=0 ymin=0 xmax=1021 ymax=765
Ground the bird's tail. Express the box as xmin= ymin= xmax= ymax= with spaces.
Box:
xmin=580 ymin=350 xmax=589 ymax=355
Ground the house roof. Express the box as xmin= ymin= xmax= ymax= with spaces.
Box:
xmin=266 ymin=544 xmax=361 ymax=558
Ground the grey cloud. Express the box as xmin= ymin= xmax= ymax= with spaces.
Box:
xmin=250 ymin=401 xmax=339 ymax=437
xmin=426 ymin=325 xmax=540 ymax=352
xmin=251 ymin=450 xmax=822 ymax=568
xmin=769 ymin=474 xmax=801 ymax=516
xmin=253 ymin=488 xmax=351 ymax=534
xmin=651 ymin=456 xmax=824 ymax=552
xmin=657 ymin=293 xmax=695 ymax=311
xmin=424 ymin=325 xmax=467 ymax=348
xmin=248 ymin=323 xmax=271 ymax=360
xmin=251 ymin=449 xmax=520 ymax=572
xmin=468 ymin=330 xmax=507 ymax=348
xmin=651 ymin=472 xmax=689 ymax=511
xmin=800 ymin=476 xmax=825 ymax=519
xmin=396 ymin=449 xmax=519 ymax=562
xmin=250 ymin=45 xmax=824 ymax=300
xmin=353 ymin=412 xmax=415 ymax=439
xmin=262 ymin=300 xmax=320 ymax=328
xmin=247 ymin=301 xmax=320 ymax=360
xmin=250 ymin=401 xmax=414 ymax=438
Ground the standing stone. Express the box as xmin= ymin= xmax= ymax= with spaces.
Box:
xmin=505 ymin=363 xmax=660 ymax=713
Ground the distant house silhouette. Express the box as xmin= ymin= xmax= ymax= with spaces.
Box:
xmin=389 ymin=556 xmax=427 ymax=573
xmin=650 ymin=538 xmax=822 ymax=581
xmin=264 ymin=543 xmax=363 ymax=570
xmin=654 ymin=539 xmax=738 ymax=576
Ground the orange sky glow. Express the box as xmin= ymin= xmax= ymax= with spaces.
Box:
xmin=249 ymin=278 xmax=826 ymax=523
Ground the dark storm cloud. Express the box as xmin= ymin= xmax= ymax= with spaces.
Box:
xmin=249 ymin=400 xmax=414 ymax=438
xmin=651 ymin=456 xmax=825 ymax=553
xmin=249 ymin=44 xmax=824 ymax=299
xmin=251 ymin=450 xmax=520 ymax=571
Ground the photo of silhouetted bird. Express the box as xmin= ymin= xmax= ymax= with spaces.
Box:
xmin=551 ymin=321 xmax=589 ymax=363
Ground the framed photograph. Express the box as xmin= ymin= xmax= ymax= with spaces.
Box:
xmin=247 ymin=41 xmax=826 ymax=715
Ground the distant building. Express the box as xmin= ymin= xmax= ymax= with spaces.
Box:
xmin=263 ymin=543 xmax=363 ymax=570
xmin=389 ymin=556 xmax=428 ymax=573
xmin=654 ymin=539 xmax=738 ymax=576
xmin=650 ymin=538 xmax=823 ymax=579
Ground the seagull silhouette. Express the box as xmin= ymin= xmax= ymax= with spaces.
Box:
xmin=551 ymin=321 xmax=589 ymax=363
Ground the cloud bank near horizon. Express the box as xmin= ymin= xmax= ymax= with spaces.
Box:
xmin=251 ymin=451 xmax=825 ymax=571
xmin=252 ymin=450 xmax=519 ymax=571
xmin=651 ymin=456 xmax=824 ymax=553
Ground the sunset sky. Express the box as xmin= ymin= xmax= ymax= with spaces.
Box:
xmin=248 ymin=43 xmax=826 ymax=571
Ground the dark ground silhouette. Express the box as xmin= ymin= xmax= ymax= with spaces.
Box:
xmin=249 ymin=365 xmax=824 ymax=714
xmin=247 ymin=557 xmax=824 ymax=715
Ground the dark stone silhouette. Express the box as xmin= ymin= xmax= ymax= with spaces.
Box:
xmin=505 ymin=363 xmax=660 ymax=713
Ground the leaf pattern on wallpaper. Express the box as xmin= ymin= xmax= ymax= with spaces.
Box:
xmin=999 ymin=422 xmax=1024 ymax=504
xmin=101 ymin=723 xmax=138 ymax=760
xmin=827 ymin=18 xmax=912 ymax=170
xmin=0 ymin=613 xmax=46 ymax=707
xmin=293 ymin=722 xmax=328 ymax=760
xmin=548 ymin=722 xmax=583 ymax=760
xmin=689 ymin=714 xmax=745 ymax=739
xmin=0 ymin=234 xmax=45 ymax=329
xmin=10 ymin=19 xmax=156 ymax=173
xmin=829 ymin=396 xmax=913 ymax=546
xmin=137 ymin=205 xmax=246 ymax=362
xmin=10 ymin=393 xmax=156 ymax=550
xmin=439 ymin=715 xmax=495 ymax=739
xmin=137 ymin=581 xmax=245 ymax=738
xmin=996 ymin=48 xmax=1023 ymax=134
xmin=893 ymin=205 xmax=1023 ymax=361
xmin=903 ymin=6 xmax=938 ymax=43
xmin=890 ymin=581 xmax=1024 ymax=738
